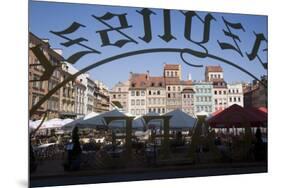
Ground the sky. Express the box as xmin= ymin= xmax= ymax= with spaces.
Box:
xmin=29 ymin=1 xmax=268 ymax=89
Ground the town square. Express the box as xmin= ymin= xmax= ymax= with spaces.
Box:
xmin=28 ymin=1 xmax=267 ymax=187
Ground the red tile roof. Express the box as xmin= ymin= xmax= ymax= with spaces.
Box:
xmin=205 ymin=66 xmax=223 ymax=73
xmin=164 ymin=64 xmax=180 ymax=70
xmin=130 ymin=73 xmax=149 ymax=88
xmin=148 ymin=76 xmax=165 ymax=87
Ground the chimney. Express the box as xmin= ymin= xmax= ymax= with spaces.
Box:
xmin=146 ymin=70 xmax=150 ymax=80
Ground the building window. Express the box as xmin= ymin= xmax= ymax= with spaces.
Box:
xmin=157 ymin=90 xmax=160 ymax=95
xmin=131 ymin=100 xmax=135 ymax=105
xmin=141 ymin=91 xmax=145 ymax=96
xmin=219 ymin=91 xmax=222 ymax=95
xmin=238 ymin=97 xmax=241 ymax=102
xmin=178 ymin=86 xmax=181 ymax=91
xmin=136 ymin=99 xmax=140 ymax=105
xmin=168 ymin=93 xmax=171 ymax=98
xmin=214 ymin=91 xmax=217 ymax=95
xmin=223 ymin=91 xmax=226 ymax=95
xmin=230 ymin=97 xmax=232 ymax=102
xmin=234 ymin=97 xmax=236 ymax=102
xmin=173 ymin=86 xmax=176 ymax=91
xmin=131 ymin=91 xmax=135 ymax=96
xmin=131 ymin=109 xmax=135 ymax=115
xmin=149 ymin=90 xmax=151 ymax=95
xmin=168 ymin=86 xmax=171 ymax=91
xmin=136 ymin=91 xmax=140 ymax=96
xmin=141 ymin=99 xmax=145 ymax=105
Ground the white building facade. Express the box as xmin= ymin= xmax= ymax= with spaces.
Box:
xmin=227 ymin=83 xmax=244 ymax=107
xmin=128 ymin=73 xmax=148 ymax=116
xmin=146 ymin=76 xmax=166 ymax=114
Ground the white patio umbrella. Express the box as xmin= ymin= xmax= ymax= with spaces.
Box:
xmin=196 ymin=110 xmax=209 ymax=117
xmin=124 ymin=113 xmax=144 ymax=130
xmin=41 ymin=118 xmax=64 ymax=129
xmin=143 ymin=111 xmax=162 ymax=129
xmin=132 ymin=115 xmax=145 ymax=130
xmin=29 ymin=120 xmax=41 ymax=130
xmin=78 ymin=109 xmax=127 ymax=129
xmin=164 ymin=109 xmax=197 ymax=130
xmin=62 ymin=118 xmax=74 ymax=125
xmin=62 ymin=112 xmax=100 ymax=130
xmin=62 ymin=117 xmax=83 ymax=130
xmin=84 ymin=112 xmax=100 ymax=119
